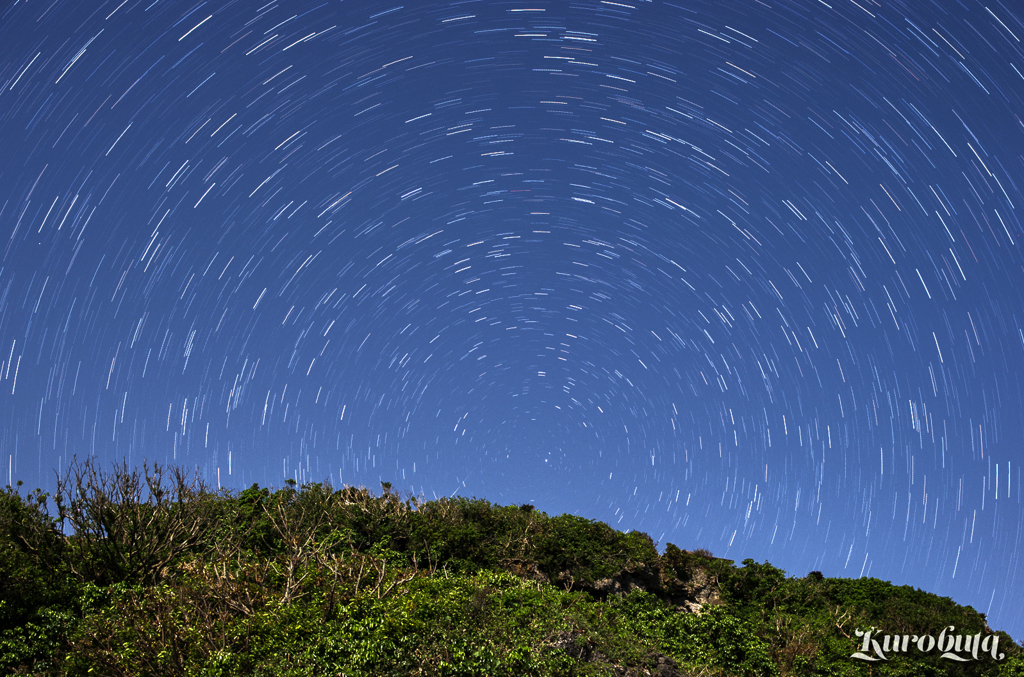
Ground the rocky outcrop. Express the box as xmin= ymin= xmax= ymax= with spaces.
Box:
xmin=590 ymin=562 xmax=663 ymax=597
xmin=503 ymin=558 xmax=549 ymax=584
xmin=504 ymin=546 xmax=725 ymax=618
xmin=557 ymin=558 xmax=722 ymax=614
xmin=658 ymin=548 xmax=727 ymax=613
xmin=548 ymin=561 xmax=664 ymax=599
xmin=671 ymin=565 xmax=722 ymax=613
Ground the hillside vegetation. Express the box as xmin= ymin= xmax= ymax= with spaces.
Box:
xmin=1 ymin=458 xmax=1020 ymax=676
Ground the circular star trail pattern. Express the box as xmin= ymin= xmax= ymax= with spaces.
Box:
xmin=3 ymin=0 xmax=1024 ymax=636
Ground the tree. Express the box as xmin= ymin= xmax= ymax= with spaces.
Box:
xmin=53 ymin=457 xmax=219 ymax=586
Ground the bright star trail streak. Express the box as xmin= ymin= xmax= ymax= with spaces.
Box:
xmin=2 ymin=0 xmax=1024 ymax=638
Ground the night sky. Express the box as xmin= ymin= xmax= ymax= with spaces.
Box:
xmin=3 ymin=0 xmax=1024 ymax=637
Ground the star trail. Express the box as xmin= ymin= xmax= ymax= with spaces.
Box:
xmin=3 ymin=0 xmax=1024 ymax=638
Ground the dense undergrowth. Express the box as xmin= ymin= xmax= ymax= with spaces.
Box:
xmin=1 ymin=458 xmax=1020 ymax=676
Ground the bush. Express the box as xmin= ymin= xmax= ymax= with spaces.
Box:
xmin=663 ymin=604 xmax=779 ymax=677
xmin=536 ymin=515 xmax=659 ymax=586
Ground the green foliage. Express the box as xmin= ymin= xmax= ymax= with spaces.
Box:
xmin=0 ymin=461 xmax=1020 ymax=676
xmin=722 ymin=558 xmax=788 ymax=615
xmin=535 ymin=515 xmax=659 ymax=587
xmin=0 ymin=482 xmax=82 ymax=674
xmin=663 ymin=604 xmax=779 ymax=676
xmin=0 ymin=604 xmax=76 ymax=674
xmin=224 ymin=483 xmax=278 ymax=555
